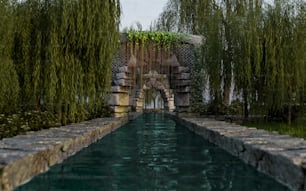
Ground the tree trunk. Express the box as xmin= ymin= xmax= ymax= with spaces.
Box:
xmin=223 ymin=80 xmax=231 ymax=106
xmin=243 ymin=90 xmax=249 ymax=119
xmin=288 ymin=104 xmax=292 ymax=126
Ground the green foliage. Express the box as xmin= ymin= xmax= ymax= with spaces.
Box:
xmin=0 ymin=59 xmax=20 ymax=114
xmin=151 ymin=0 xmax=181 ymax=32
xmin=0 ymin=0 xmax=20 ymax=114
xmin=226 ymin=100 xmax=243 ymax=115
xmin=243 ymin=120 xmax=306 ymax=140
xmin=160 ymin=0 xmax=306 ymax=120
xmin=127 ymin=30 xmax=183 ymax=48
xmin=203 ymin=7 xmax=224 ymax=105
xmin=0 ymin=111 xmax=60 ymax=139
xmin=0 ymin=0 xmax=120 ymax=138
xmin=190 ymin=46 xmax=205 ymax=113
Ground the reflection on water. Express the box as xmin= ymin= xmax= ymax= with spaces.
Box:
xmin=15 ymin=113 xmax=289 ymax=191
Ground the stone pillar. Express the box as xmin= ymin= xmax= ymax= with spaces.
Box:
xmin=163 ymin=89 xmax=175 ymax=112
xmin=108 ymin=66 xmax=131 ymax=117
xmin=173 ymin=66 xmax=191 ymax=113
xmin=167 ymin=96 xmax=175 ymax=112
xmin=134 ymin=90 xmax=144 ymax=112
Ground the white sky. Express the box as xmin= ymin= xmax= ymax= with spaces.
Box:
xmin=120 ymin=0 xmax=277 ymax=31
xmin=120 ymin=0 xmax=168 ymax=30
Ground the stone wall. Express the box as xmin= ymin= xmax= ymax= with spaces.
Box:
xmin=109 ymin=33 xmax=203 ymax=117
xmin=173 ymin=115 xmax=306 ymax=191
xmin=0 ymin=117 xmax=128 ymax=191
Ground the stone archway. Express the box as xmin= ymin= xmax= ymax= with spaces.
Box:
xmin=109 ymin=56 xmax=190 ymax=117
xmin=108 ymin=33 xmax=202 ymax=117
xmin=132 ymin=70 xmax=175 ymax=112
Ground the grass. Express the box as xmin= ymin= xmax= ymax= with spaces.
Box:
xmin=243 ymin=120 xmax=306 ymax=140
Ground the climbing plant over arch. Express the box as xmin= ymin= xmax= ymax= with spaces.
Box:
xmin=127 ymin=31 xmax=185 ymax=48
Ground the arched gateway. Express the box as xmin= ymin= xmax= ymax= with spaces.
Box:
xmin=109 ymin=33 xmax=203 ymax=117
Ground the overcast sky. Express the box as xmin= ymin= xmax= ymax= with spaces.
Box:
xmin=120 ymin=0 xmax=168 ymax=30
xmin=120 ymin=0 xmax=276 ymax=31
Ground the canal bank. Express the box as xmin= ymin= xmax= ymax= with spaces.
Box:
xmin=14 ymin=113 xmax=288 ymax=191
xmin=173 ymin=115 xmax=306 ymax=191
xmin=0 ymin=112 xmax=304 ymax=191
xmin=0 ymin=117 xmax=128 ymax=191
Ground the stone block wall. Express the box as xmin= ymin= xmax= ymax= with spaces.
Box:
xmin=173 ymin=115 xmax=306 ymax=191
xmin=0 ymin=118 xmax=128 ymax=191
xmin=109 ymin=33 xmax=202 ymax=116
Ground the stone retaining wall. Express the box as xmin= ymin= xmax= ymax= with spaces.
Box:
xmin=0 ymin=117 xmax=128 ymax=191
xmin=3 ymin=113 xmax=305 ymax=190
xmin=174 ymin=116 xmax=306 ymax=191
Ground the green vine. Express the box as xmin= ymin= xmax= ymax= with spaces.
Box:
xmin=127 ymin=31 xmax=184 ymax=48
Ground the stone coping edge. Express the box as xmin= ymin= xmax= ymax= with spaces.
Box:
xmin=170 ymin=114 xmax=306 ymax=191
xmin=0 ymin=117 xmax=128 ymax=191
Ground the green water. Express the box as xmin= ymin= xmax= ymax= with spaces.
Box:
xmin=15 ymin=113 xmax=289 ymax=191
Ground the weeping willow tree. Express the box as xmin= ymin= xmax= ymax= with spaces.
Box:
xmin=261 ymin=0 xmax=306 ymax=123
xmin=44 ymin=0 xmax=121 ymax=123
xmin=231 ymin=0 xmax=264 ymax=118
xmin=1 ymin=0 xmax=120 ymax=124
xmin=151 ymin=0 xmax=181 ymax=32
xmin=180 ymin=0 xmax=235 ymax=110
xmin=0 ymin=0 xmax=19 ymax=114
xmin=13 ymin=0 xmax=44 ymax=112
xmin=156 ymin=0 xmax=305 ymax=122
xmin=179 ymin=0 xmax=199 ymax=33
xmin=204 ymin=6 xmax=224 ymax=108
xmin=296 ymin=1 xmax=306 ymax=113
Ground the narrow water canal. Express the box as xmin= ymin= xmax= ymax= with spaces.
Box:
xmin=15 ymin=113 xmax=289 ymax=191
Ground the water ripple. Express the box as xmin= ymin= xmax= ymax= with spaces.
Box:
xmin=15 ymin=113 xmax=289 ymax=191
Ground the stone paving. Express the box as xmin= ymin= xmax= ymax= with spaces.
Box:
xmin=176 ymin=117 xmax=306 ymax=191
xmin=0 ymin=117 xmax=128 ymax=191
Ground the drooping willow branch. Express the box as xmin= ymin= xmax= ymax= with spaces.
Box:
xmin=0 ymin=0 xmax=121 ymax=124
